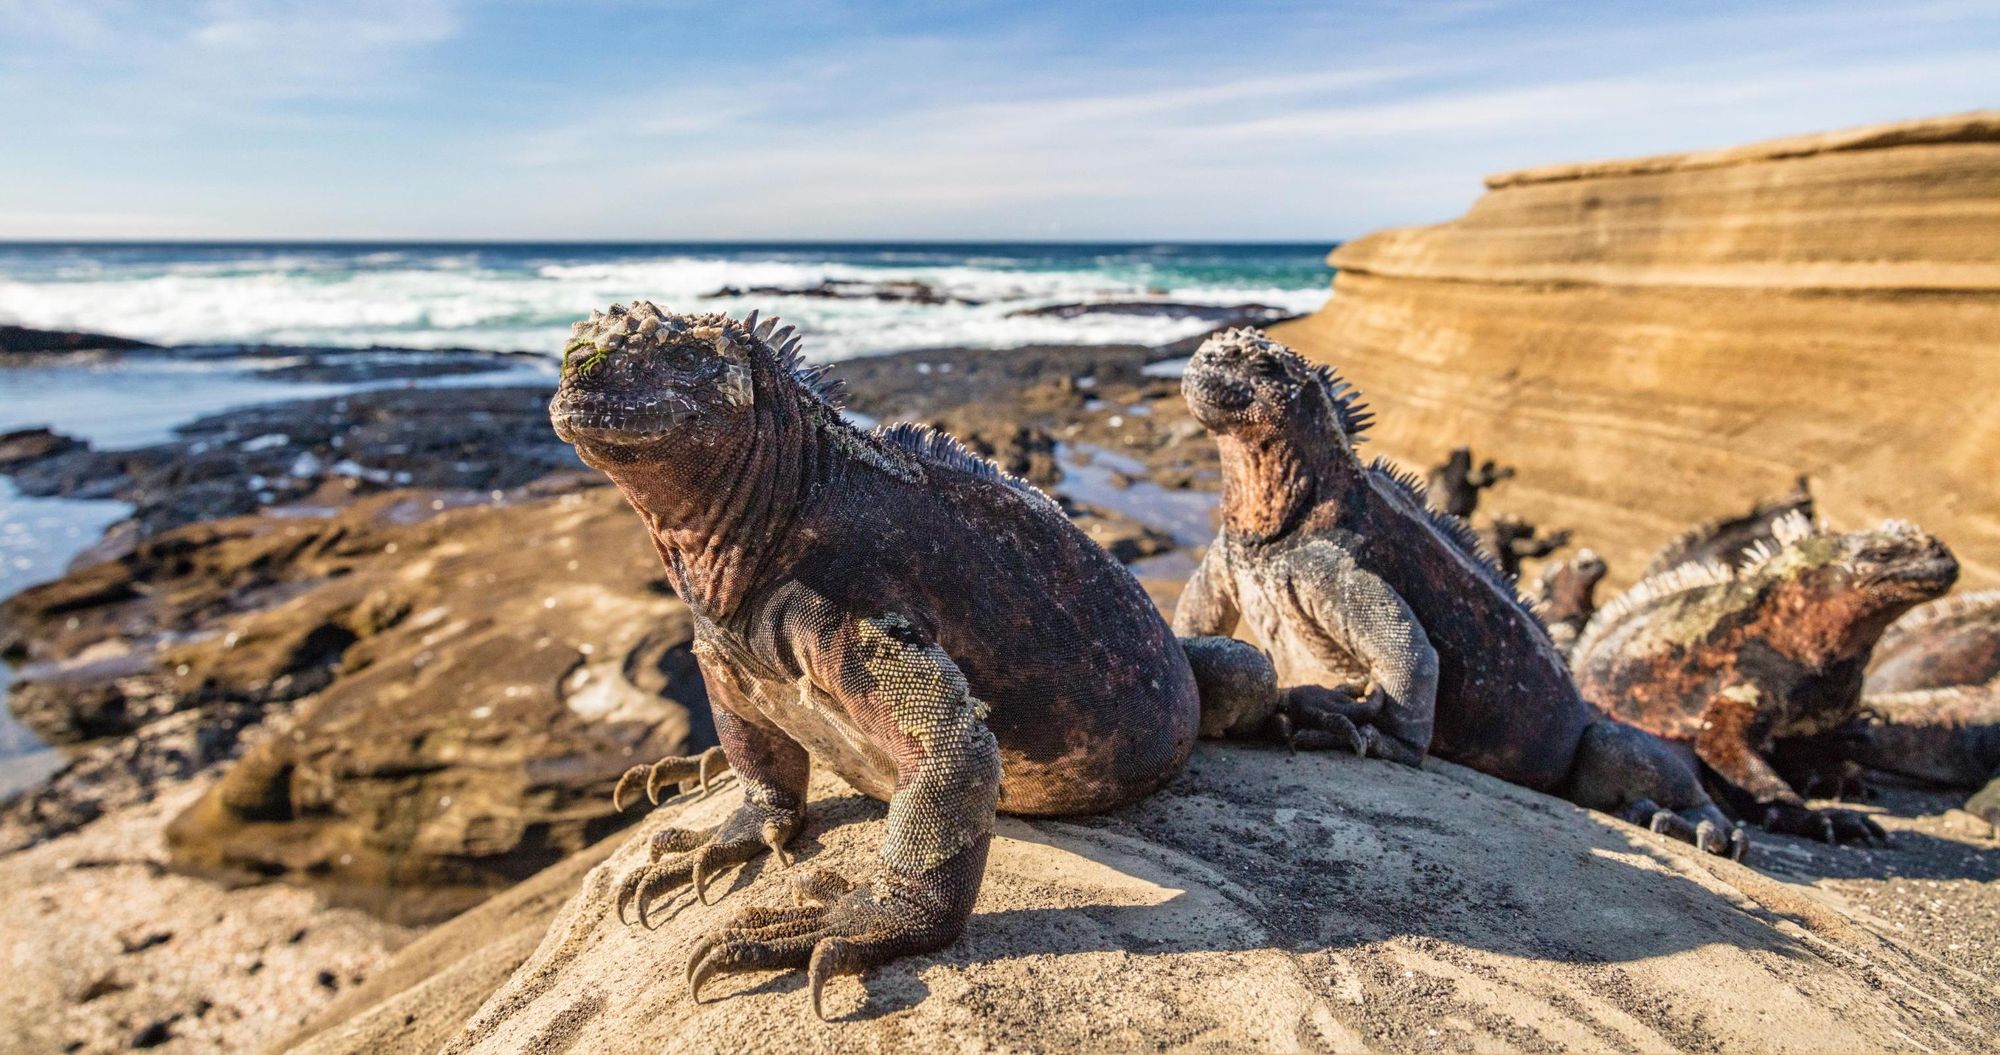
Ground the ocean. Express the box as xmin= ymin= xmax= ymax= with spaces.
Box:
xmin=0 ymin=242 xmax=1333 ymax=361
xmin=0 ymin=241 xmax=1333 ymax=791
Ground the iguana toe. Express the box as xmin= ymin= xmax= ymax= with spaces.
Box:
xmin=611 ymin=746 xmax=734 ymax=811
xmin=614 ymin=801 xmax=803 ymax=925
xmin=1760 ymin=802 xmax=1885 ymax=846
xmin=685 ymin=876 xmax=963 ymax=1021
xmin=1630 ymin=799 xmax=1746 ymax=858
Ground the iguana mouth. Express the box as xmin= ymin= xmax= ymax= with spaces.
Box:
xmin=1865 ymin=554 xmax=1958 ymax=591
xmin=549 ymin=389 xmax=700 ymax=446
xmin=1182 ymin=370 xmax=1255 ymax=424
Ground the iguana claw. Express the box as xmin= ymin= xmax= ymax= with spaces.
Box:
xmin=611 ymin=746 xmax=733 ymax=812
xmin=613 ymin=799 xmax=802 ymax=926
xmin=1760 ymin=801 xmax=1886 ymax=846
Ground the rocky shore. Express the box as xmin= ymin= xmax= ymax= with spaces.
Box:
xmin=3 ymin=188 xmax=1999 ymax=1052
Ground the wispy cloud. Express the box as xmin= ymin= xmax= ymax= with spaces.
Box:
xmin=0 ymin=0 xmax=1995 ymax=239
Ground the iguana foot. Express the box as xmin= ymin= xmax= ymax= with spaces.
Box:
xmin=1278 ymin=685 xmax=1426 ymax=765
xmin=615 ymin=797 xmax=801 ymax=926
xmin=612 ymin=746 xmax=731 ymax=811
xmin=1621 ymin=798 xmax=1749 ymax=860
xmin=687 ymin=839 xmax=986 ymax=1020
xmin=1760 ymin=802 xmax=1886 ymax=846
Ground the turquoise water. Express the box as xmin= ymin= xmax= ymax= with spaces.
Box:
xmin=0 ymin=242 xmax=1334 ymax=361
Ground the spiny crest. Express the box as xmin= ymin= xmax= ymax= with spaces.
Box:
xmin=1366 ymin=457 xmax=1547 ymax=630
xmin=1572 ymin=558 xmax=1739 ymax=662
xmin=872 ymin=422 xmax=1057 ymax=506
xmin=1311 ymin=363 xmax=1375 ymax=443
xmin=1884 ymin=588 xmax=2000 ymax=634
xmin=1862 ymin=684 xmax=1994 ymax=721
xmin=563 ymin=301 xmax=846 ymax=408
xmin=1638 ymin=482 xmax=1814 ymax=578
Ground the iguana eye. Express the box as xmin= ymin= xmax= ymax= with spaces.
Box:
xmin=1250 ymin=356 xmax=1287 ymax=380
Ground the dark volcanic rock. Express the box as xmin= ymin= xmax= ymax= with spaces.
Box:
xmin=0 ymin=427 xmax=84 ymax=469
xmin=0 ymin=325 xmax=156 ymax=355
xmin=0 ymin=385 xmax=580 ymax=537
xmin=704 ymin=279 xmax=976 ymax=305
xmin=1006 ymin=300 xmax=1293 ymax=322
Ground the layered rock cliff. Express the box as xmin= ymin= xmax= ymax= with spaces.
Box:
xmin=1270 ymin=111 xmax=2000 ymax=588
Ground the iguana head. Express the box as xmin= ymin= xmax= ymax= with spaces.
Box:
xmin=549 ymin=302 xmax=761 ymax=466
xmin=1181 ymin=328 xmax=1373 ymax=452
xmin=1540 ymin=548 xmax=1609 ymax=618
xmin=1742 ymin=516 xmax=1958 ymax=616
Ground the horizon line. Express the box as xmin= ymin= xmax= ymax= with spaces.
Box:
xmin=0 ymin=237 xmax=1347 ymax=249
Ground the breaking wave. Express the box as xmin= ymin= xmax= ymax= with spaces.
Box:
xmin=0 ymin=243 xmax=1332 ymax=362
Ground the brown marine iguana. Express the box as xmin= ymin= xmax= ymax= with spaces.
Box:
xmin=1867 ymin=589 xmax=2000 ymax=694
xmin=1480 ymin=515 xmax=1573 ymax=582
xmin=1639 ymin=476 xmax=1814 ymax=579
xmin=1852 ymin=682 xmax=2000 ymax=825
xmin=1172 ymin=328 xmax=1744 ymax=857
xmin=549 ymin=302 xmax=1278 ymax=1018
xmin=1426 ymin=446 xmax=1513 ymax=519
xmin=1533 ymin=548 xmax=1608 ymax=658
xmin=1569 ymin=513 xmax=1958 ymax=843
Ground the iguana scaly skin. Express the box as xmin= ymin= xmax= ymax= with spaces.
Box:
xmin=1867 ymin=589 xmax=2000 ymax=694
xmin=1639 ymin=476 xmax=1814 ymax=579
xmin=1570 ymin=513 xmax=1958 ymax=843
xmin=1533 ymin=548 xmax=1608 ymax=658
xmin=549 ymin=302 xmax=1274 ymax=1018
xmin=1853 ymin=683 xmax=2000 ymax=825
xmin=1173 ymin=329 xmax=1744 ymax=857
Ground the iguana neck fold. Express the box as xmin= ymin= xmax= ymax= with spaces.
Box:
xmin=605 ymin=359 xmax=832 ymax=620
xmin=1217 ymin=409 xmax=1361 ymax=544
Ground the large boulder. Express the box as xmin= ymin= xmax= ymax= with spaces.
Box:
xmin=159 ymin=486 xmax=706 ymax=923
xmin=1 ymin=484 xmax=707 ymax=921
xmin=1270 ymin=111 xmax=2000 ymax=589
xmin=311 ymin=747 xmax=1998 ymax=1053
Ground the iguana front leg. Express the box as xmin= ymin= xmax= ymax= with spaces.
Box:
xmin=1696 ymin=687 xmax=1884 ymax=845
xmin=1288 ymin=545 xmax=1437 ymax=766
xmin=1171 ymin=549 xmax=1239 ymax=638
xmin=687 ymin=613 xmax=1000 ymax=1020
xmin=615 ymin=700 xmax=810 ymax=926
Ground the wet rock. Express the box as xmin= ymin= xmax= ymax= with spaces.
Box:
xmin=703 ymin=279 xmax=975 ymax=305
xmin=0 ymin=427 xmax=84 ymax=468
xmin=0 ymin=385 xmax=579 ymax=537
xmin=0 ymin=324 xmax=156 ymax=355
xmin=1006 ymin=300 xmax=1293 ymax=322
xmin=4 ymin=485 xmax=706 ymax=921
xmin=151 ymin=487 xmax=707 ymax=923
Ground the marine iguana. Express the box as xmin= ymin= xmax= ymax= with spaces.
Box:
xmin=1639 ymin=476 xmax=1814 ymax=579
xmin=1533 ymin=548 xmax=1608 ymax=658
xmin=1867 ymin=589 xmax=2000 ymax=694
xmin=1569 ymin=513 xmax=1958 ymax=843
xmin=1481 ymin=515 xmax=1573 ymax=582
xmin=1852 ymin=683 xmax=2000 ymax=825
xmin=1172 ymin=328 xmax=1743 ymax=857
xmin=549 ymin=302 xmax=1278 ymax=1019
xmin=1426 ymin=446 xmax=1513 ymax=519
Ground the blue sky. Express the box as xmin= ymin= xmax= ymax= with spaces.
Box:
xmin=1 ymin=0 xmax=1995 ymax=241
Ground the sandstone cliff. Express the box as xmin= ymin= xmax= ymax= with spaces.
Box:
xmin=1270 ymin=111 xmax=2000 ymax=588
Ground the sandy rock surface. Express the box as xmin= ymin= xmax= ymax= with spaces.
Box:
xmin=1270 ymin=110 xmax=2000 ymax=590
xmin=410 ymin=747 xmax=1998 ymax=1054
xmin=0 ymin=778 xmax=413 ymax=1055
